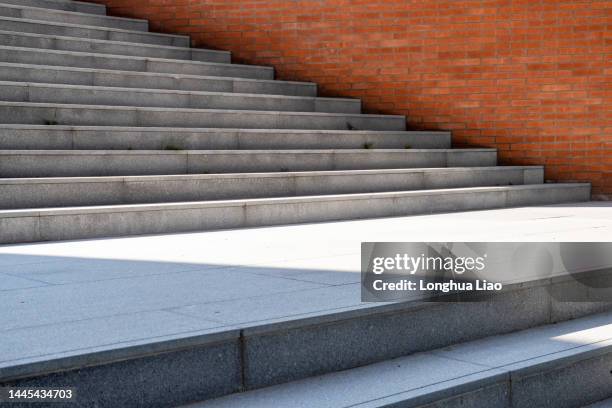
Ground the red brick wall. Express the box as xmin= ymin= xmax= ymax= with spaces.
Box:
xmin=92 ymin=0 xmax=611 ymax=199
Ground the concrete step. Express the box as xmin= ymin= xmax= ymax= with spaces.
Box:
xmin=0 ymin=63 xmax=315 ymax=96
xmin=184 ymin=311 xmax=612 ymax=408
xmin=0 ymin=149 xmax=495 ymax=178
xmin=0 ymin=183 xmax=590 ymax=244
xmin=0 ymin=167 xmax=543 ymax=209
xmin=1 ymin=62 xmax=313 ymax=96
xmin=0 ymin=126 xmax=449 ymax=150
xmin=0 ymin=2 xmax=148 ymax=31
xmin=0 ymin=81 xmax=360 ymax=114
xmin=0 ymin=30 xmax=230 ymax=63
xmin=0 ymin=46 xmax=273 ymax=79
xmin=0 ymin=0 xmax=106 ymax=14
xmin=0 ymin=16 xmax=189 ymax=47
xmin=0 ymin=102 xmax=406 ymax=130
xmin=0 ymin=263 xmax=607 ymax=408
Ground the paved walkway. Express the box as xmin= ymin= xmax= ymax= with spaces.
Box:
xmin=1 ymin=202 xmax=611 ymax=373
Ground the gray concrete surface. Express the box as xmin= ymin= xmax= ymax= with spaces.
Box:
xmin=0 ymin=126 xmax=448 ymax=150
xmin=0 ymin=0 xmax=106 ymax=14
xmin=0 ymin=46 xmax=272 ymax=79
xmin=0 ymin=166 xmax=544 ymax=209
xmin=190 ymin=312 xmax=612 ymax=408
xmin=0 ymin=81 xmax=360 ymax=113
xmin=0 ymin=3 xmax=148 ymax=31
xmin=0 ymin=63 xmax=316 ymax=96
xmin=0 ymin=30 xmax=230 ymax=62
xmin=0 ymin=149 xmax=495 ymax=177
xmin=0 ymin=16 xmax=189 ymax=46
xmin=0 ymin=101 xmax=406 ymax=129
xmin=189 ymin=311 xmax=612 ymax=407
xmin=0 ymin=184 xmax=592 ymax=244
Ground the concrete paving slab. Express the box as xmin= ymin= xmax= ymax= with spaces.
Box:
xmin=0 ymin=310 xmax=222 ymax=366
xmin=171 ymin=283 xmax=365 ymax=326
xmin=2 ymin=257 xmax=222 ymax=284
xmin=0 ymin=272 xmax=49 ymax=290
xmin=0 ymin=269 xmax=325 ymax=332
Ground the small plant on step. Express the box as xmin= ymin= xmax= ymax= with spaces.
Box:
xmin=363 ymin=142 xmax=374 ymax=149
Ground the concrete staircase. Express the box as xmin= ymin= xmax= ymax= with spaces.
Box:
xmin=0 ymin=0 xmax=591 ymax=244
xmin=185 ymin=311 xmax=612 ymax=408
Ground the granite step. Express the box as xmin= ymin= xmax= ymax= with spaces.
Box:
xmin=0 ymin=102 xmax=406 ymax=130
xmin=0 ymin=30 xmax=230 ymax=62
xmin=0 ymin=46 xmax=272 ymax=79
xmin=0 ymin=16 xmax=189 ymax=46
xmin=0 ymin=126 xmax=449 ymax=150
xmin=184 ymin=311 xmax=612 ymax=408
xmin=0 ymin=0 xmax=106 ymax=14
xmin=0 ymin=149 xmax=495 ymax=178
xmin=0 ymin=166 xmax=543 ymax=209
xmin=0 ymin=63 xmax=313 ymax=96
xmin=0 ymin=2 xmax=148 ymax=31
xmin=0 ymin=81 xmax=360 ymax=114
xmin=0 ymin=183 xmax=591 ymax=244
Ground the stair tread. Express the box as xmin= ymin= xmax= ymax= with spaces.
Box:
xmin=0 ymin=15 xmax=188 ymax=40
xmin=0 ymin=0 xmax=106 ymax=14
xmin=182 ymin=311 xmax=612 ymax=408
xmin=0 ymin=124 xmax=429 ymax=133
xmin=0 ymin=62 xmax=316 ymax=96
xmin=0 ymin=100 xmax=402 ymax=118
xmin=0 ymin=29 xmax=229 ymax=55
xmin=0 ymin=1 xmax=148 ymax=24
xmin=0 ymin=167 xmax=544 ymax=210
xmin=0 ymin=166 xmax=540 ymax=184
xmin=0 ymin=62 xmax=312 ymax=86
xmin=0 ymin=80 xmax=355 ymax=102
xmin=0 ymin=148 xmax=494 ymax=154
xmin=0 ymin=45 xmax=272 ymax=71
xmin=0 ymin=184 xmax=590 ymax=216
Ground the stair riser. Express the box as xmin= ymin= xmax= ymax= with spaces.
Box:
xmin=507 ymin=351 xmax=612 ymax=408
xmin=0 ymin=31 xmax=230 ymax=63
xmin=0 ymin=185 xmax=591 ymax=244
xmin=0 ymin=64 xmax=315 ymax=96
xmin=0 ymin=276 xmax=606 ymax=407
xmin=0 ymin=83 xmax=360 ymax=114
xmin=0 ymin=104 xmax=406 ymax=130
xmin=0 ymin=47 xmax=273 ymax=79
xmin=0 ymin=0 xmax=106 ymax=15
xmin=374 ymin=349 xmax=612 ymax=408
xmin=0 ymin=151 xmax=495 ymax=177
xmin=0 ymin=17 xmax=189 ymax=47
xmin=0 ymin=128 xmax=450 ymax=150
xmin=0 ymin=168 xmax=542 ymax=209
xmin=0 ymin=4 xmax=147 ymax=31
